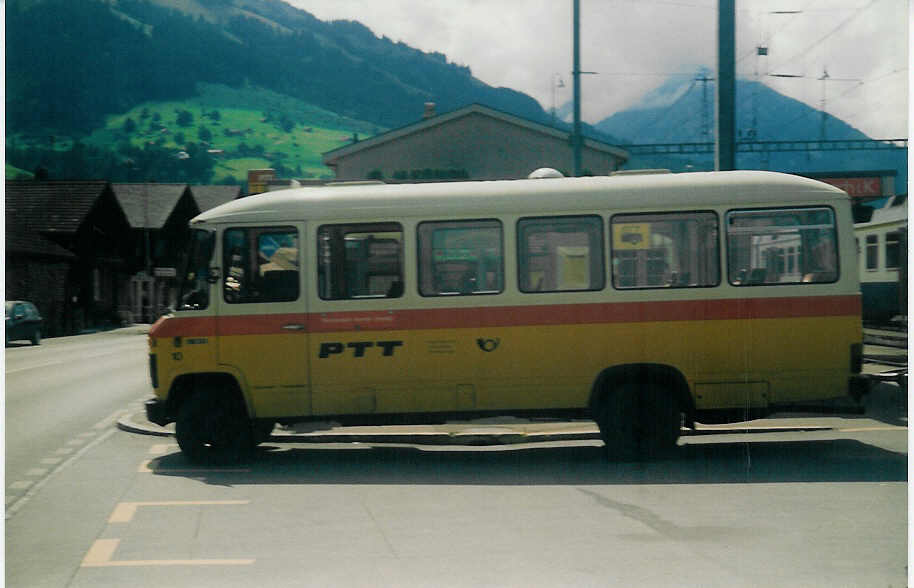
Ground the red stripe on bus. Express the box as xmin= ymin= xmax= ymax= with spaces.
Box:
xmin=149 ymin=295 xmax=860 ymax=337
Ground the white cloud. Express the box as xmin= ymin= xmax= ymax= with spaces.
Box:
xmin=287 ymin=0 xmax=908 ymax=138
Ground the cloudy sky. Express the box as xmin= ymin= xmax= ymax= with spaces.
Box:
xmin=287 ymin=0 xmax=908 ymax=139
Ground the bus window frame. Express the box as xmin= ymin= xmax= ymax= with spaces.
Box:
xmin=416 ymin=218 xmax=505 ymax=297
xmin=516 ymin=214 xmax=605 ymax=294
xmin=725 ymin=205 xmax=840 ymax=286
xmin=222 ymin=225 xmax=301 ymax=304
xmin=316 ymin=222 xmax=405 ymax=302
xmin=176 ymin=228 xmax=216 ymax=312
xmin=608 ymin=210 xmax=721 ymax=291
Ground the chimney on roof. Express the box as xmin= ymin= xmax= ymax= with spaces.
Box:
xmin=423 ymin=102 xmax=436 ymax=119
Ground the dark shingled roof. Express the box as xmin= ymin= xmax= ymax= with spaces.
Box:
xmin=190 ymin=185 xmax=242 ymax=213
xmin=111 ymin=183 xmax=190 ymax=229
xmin=5 ymin=180 xmax=112 ymax=258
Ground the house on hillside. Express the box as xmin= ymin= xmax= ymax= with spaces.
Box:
xmin=5 ymin=180 xmax=132 ymax=336
xmin=322 ymin=103 xmax=630 ymax=182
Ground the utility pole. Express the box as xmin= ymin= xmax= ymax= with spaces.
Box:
xmin=572 ymin=0 xmax=582 ymax=176
xmin=716 ymin=0 xmax=736 ymax=171
xmin=695 ymin=72 xmax=715 ymax=140
xmin=551 ymin=73 xmax=565 ymax=127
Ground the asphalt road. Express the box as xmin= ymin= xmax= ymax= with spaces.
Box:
xmin=4 ymin=328 xmax=908 ymax=587
xmin=5 ymin=327 xmax=150 ymax=506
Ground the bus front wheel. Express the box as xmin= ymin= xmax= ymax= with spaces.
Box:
xmin=176 ymin=387 xmax=252 ymax=464
xmin=595 ymin=378 xmax=680 ymax=461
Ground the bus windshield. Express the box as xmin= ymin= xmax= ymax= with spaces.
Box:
xmin=176 ymin=228 xmax=215 ymax=310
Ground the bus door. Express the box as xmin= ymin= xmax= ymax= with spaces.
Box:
xmin=217 ymin=224 xmax=309 ymax=418
xmin=308 ymin=223 xmax=416 ymax=416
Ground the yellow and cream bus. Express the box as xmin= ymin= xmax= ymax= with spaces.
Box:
xmin=145 ymin=170 xmax=867 ymax=462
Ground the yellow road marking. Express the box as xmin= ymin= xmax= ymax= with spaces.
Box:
xmin=81 ymin=539 xmax=254 ymax=567
xmin=82 ymin=539 xmax=120 ymax=566
xmin=109 ymin=500 xmax=251 ymax=524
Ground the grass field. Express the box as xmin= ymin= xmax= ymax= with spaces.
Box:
xmin=6 ymin=163 xmax=33 ymax=179
xmin=80 ymin=83 xmax=384 ymax=182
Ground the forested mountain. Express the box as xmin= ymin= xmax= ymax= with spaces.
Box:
xmin=594 ymin=74 xmax=906 ymax=185
xmin=6 ymin=0 xmax=548 ymax=135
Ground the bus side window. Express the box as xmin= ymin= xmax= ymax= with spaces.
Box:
xmin=610 ymin=212 xmax=719 ymax=289
xmin=517 ymin=215 xmax=604 ymax=292
xmin=726 ymin=207 xmax=838 ymax=285
xmin=417 ymin=220 xmax=503 ymax=296
xmin=317 ymin=223 xmax=403 ymax=300
xmin=223 ymin=227 xmax=300 ymax=303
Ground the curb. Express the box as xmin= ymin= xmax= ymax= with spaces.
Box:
xmin=116 ymin=411 xmax=833 ymax=446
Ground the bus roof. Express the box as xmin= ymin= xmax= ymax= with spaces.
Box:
xmin=193 ymin=170 xmax=848 ymax=226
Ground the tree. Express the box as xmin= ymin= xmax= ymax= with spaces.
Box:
xmin=122 ymin=117 xmax=137 ymax=133
xmin=198 ymin=126 xmax=213 ymax=142
xmin=176 ymin=109 xmax=193 ymax=127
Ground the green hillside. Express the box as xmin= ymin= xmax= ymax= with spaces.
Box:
xmin=80 ymin=83 xmax=383 ymax=182
xmin=5 ymin=163 xmax=33 ymax=180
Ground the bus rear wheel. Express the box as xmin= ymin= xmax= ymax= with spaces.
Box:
xmin=595 ymin=378 xmax=680 ymax=461
xmin=176 ymin=387 xmax=252 ymax=464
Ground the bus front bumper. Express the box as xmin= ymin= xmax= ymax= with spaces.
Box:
xmin=145 ymin=398 xmax=171 ymax=426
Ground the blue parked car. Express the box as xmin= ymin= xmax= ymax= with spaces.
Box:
xmin=5 ymin=301 xmax=43 ymax=346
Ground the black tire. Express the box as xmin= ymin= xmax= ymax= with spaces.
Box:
xmin=595 ymin=378 xmax=680 ymax=461
xmin=30 ymin=329 xmax=41 ymax=345
xmin=251 ymin=420 xmax=275 ymax=446
xmin=175 ymin=387 xmax=253 ymax=464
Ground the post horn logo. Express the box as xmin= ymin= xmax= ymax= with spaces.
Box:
xmin=476 ymin=338 xmax=500 ymax=352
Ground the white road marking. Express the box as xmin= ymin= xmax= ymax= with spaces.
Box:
xmin=6 ymin=427 xmax=117 ymax=519
xmin=5 ymin=350 xmax=123 ymax=374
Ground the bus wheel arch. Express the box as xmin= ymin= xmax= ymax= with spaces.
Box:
xmin=589 ymin=364 xmax=694 ymax=460
xmin=170 ymin=373 xmax=253 ymax=464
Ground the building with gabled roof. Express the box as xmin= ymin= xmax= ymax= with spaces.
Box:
xmin=322 ymin=103 xmax=629 ymax=182
xmin=111 ymin=183 xmax=191 ymax=230
xmin=189 ymin=184 xmax=243 ymax=213
xmin=6 ymin=180 xmax=132 ymax=335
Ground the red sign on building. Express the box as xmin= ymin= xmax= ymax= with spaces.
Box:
xmin=818 ymin=177 xmax=883 ymax=198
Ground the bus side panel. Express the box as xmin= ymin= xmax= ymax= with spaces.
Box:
xmin=218 ymin=329 xmax=310 ymax=418
xmin=745 ymin=314 xmax=860 ymax=404
xmin=304 ymin=300 xmax=859 ymax=418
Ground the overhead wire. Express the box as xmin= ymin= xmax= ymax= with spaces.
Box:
xmin=768 ymin=0 xmax=881 ymax=75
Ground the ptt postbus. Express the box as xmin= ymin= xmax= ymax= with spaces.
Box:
xmin=145 ymin=170 xmax=867 ymax=462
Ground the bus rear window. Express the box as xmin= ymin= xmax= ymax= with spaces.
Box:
xmin=418 ymin=220 xmax=503 ymax=296
xmin=611 ymin=212 xmax=719 ymax=289
xmin=727 ymin=207 xmax=837 ymax=285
